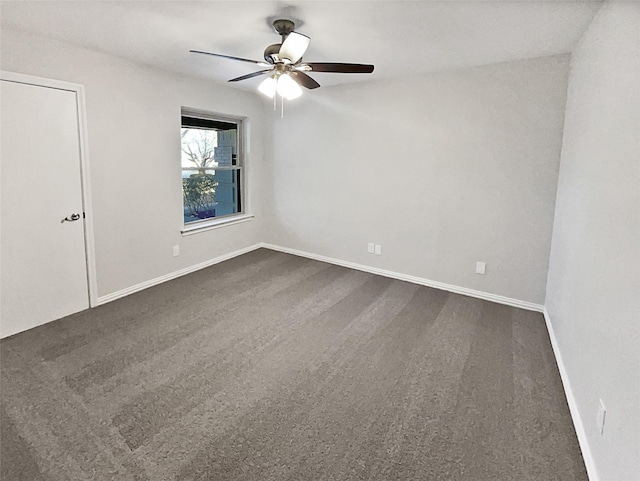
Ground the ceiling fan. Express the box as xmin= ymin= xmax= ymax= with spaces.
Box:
xmin=190 ymin=19 xmax=374 ymax=100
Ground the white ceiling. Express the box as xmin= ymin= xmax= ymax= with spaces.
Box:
xmin=1 ymin=1 xmax=602 ymax=91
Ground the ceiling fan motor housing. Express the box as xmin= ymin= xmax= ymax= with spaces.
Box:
xmin=264 ymin=43 xmax=282 ymax=63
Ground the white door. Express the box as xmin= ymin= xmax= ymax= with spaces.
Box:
xmin=1 ymin=78 xmax=90 ymax=338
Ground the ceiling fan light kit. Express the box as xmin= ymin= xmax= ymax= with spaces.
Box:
xmin=274 ymin=73 xmax=302 ymax=100
xmin=190 ymin=18 xmax=375 ymax=116
xmin=257 ymin=76 xmax=277 ymax=98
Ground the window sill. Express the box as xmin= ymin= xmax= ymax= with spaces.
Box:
xmin=181 ymin=214 xmax=254 ymax=236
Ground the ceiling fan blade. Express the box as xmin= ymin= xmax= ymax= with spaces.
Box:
xmin=228 ymin=69 xmax=274 ymax=82
xmin=304 ymin=62 xmax=375 ymax=74
xmin=289 ymin=71 xmax=321 ymax=90
xmin=279 ymin=32 xmax=310 ymax=64
xmin=189 ymin=50 xmax=270 ymax=67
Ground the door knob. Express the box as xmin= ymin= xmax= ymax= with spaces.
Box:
xmin=62 ymin=213 xmax=81 ymax=223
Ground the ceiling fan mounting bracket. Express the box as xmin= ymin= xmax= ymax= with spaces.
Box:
xmin=273 ymin=19 xmax=295 ymax=37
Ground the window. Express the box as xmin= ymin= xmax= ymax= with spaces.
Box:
xmin=181 ymin=108 xmax=245 ymax=230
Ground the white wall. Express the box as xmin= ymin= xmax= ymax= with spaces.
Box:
xmin=1 ymin=28 xmax=269 ymax=299
xmin=545 ymin=3 xmax=640 ymax=480
xmin=266 ymin=55 xmax=569 ymax=305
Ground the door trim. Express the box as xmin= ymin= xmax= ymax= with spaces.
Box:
xmin=1 ymin=70 xmax=98 ymax=308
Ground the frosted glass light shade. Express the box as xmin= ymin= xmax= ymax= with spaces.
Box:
xmin=276 ymin=74 xmax=302 ymax=100
xmin=279 ymin=32 xmax=310 ymax=64
xmin=258 ymin=76 xmax=277 ymax=98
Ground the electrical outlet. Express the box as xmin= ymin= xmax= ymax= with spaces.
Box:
xmin=476 ymin=261 xmax=486 ymax=274
xmin=374 ymin=244 xmax=382 ymax=256
xmin=367 ymin=242 xmax=375 ymax=254
xmin=597 ymin=399 xmax=606 ymax=435
xmin=173 ymin=245 xmax=180 ymax=257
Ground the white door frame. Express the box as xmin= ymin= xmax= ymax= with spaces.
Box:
xmin=1 ymin=70 xmax=98 ymax=307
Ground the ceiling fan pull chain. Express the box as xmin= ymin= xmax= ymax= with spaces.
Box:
xmin=281 ymin=95 xmax=285 ymax=118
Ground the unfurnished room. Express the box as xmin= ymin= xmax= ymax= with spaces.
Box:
xmin=0 ymin=1 xmax=638 ymax=480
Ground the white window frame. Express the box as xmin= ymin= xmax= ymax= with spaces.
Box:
xmin=180 ymin=107 xmax=252 ymax=235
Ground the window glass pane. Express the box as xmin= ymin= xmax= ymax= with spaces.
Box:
xmin=181 ymin=128 xmax=217 ymax=169
xmin=212 ymin=169 xmax=241 ymax=217
xmin=181 ymin=123 xmax=237 ymax=169
xmin=180 ymin=110 xmax=243 ymax=227
xmin=182 ymin=169 xmax=240 ymax=224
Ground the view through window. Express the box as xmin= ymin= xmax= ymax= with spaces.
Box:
xmin=181 ymin=110 xmax=243 ymax=226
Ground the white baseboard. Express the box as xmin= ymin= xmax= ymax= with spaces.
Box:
xmin=96 ymin=243 xmax=263 ymax=305
xmin=261 ymin=243 xmax=543 ymax=312
xmin=97 ymin=242 xmax=542 ymax=312
xmin=543 ymin=308 xmax=598 ymax=481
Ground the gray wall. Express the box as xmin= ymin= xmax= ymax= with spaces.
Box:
xmin=1 ymin=28 xmax=269 ymax=299
xmin=545 ymin=3 xmax=640 ymax=480
xmin=266 ymin=55 xmax=569 ymax=305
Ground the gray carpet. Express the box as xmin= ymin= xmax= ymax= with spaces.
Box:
xmin=1 ymin=248 xmax=587 ymax=480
